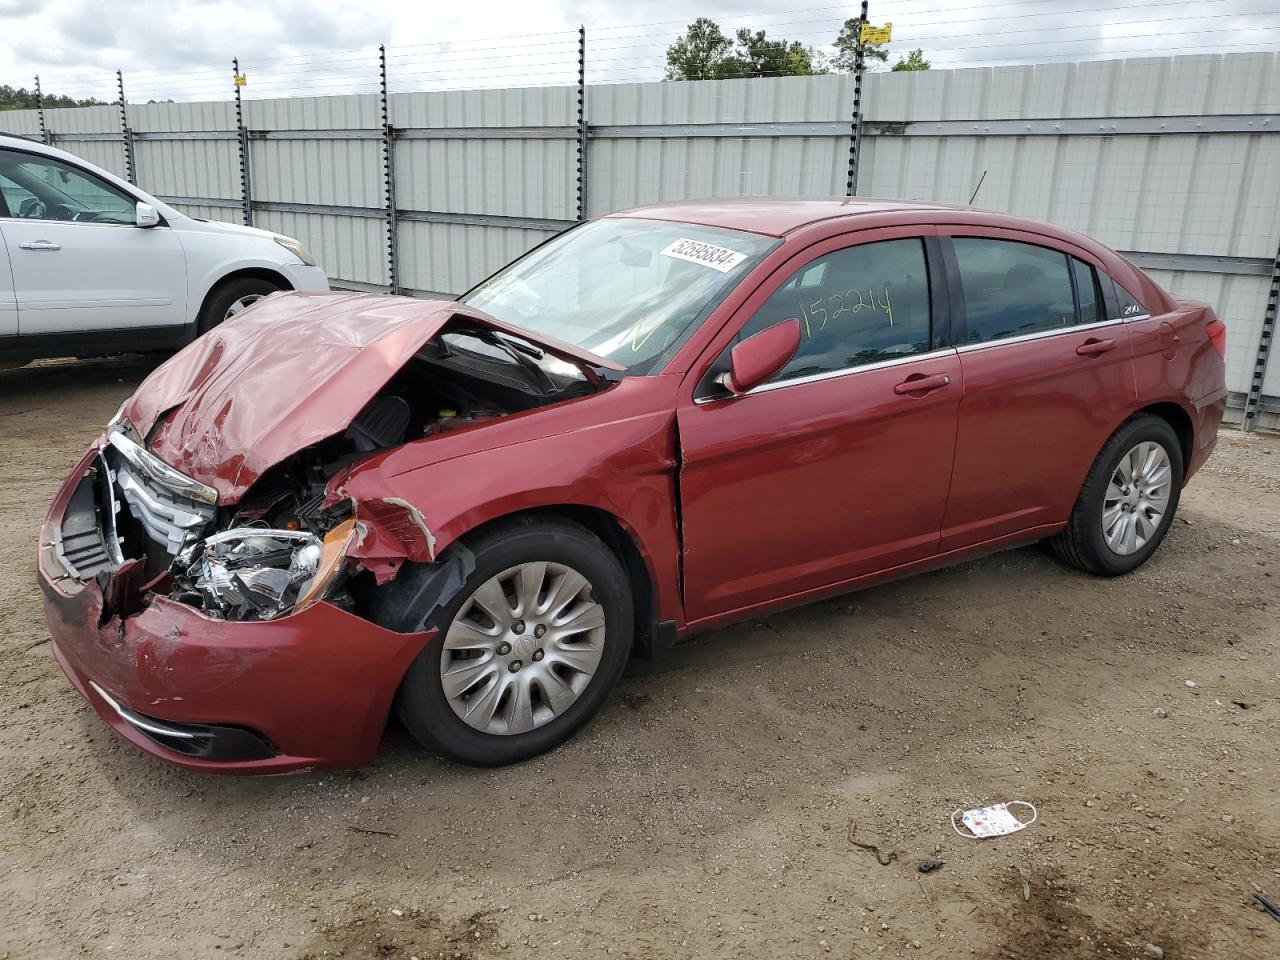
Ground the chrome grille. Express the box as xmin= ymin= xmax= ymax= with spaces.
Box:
xmin=105 ymin=427 xmax=217 ymax=557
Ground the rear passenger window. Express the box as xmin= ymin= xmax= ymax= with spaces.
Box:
xmin=953 ymin=238 xmax=1076 ymax=344
xmin=739 ymin=238 xmax=932 ymax=383
xmin=1072 ymin=258 xmax=1101 ymax=324
xmin=1113 ymin=282 xmax=1146 ymax=319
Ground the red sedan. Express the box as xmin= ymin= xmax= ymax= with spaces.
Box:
xmin=38 ymin=198 xmax=1228 ymax=771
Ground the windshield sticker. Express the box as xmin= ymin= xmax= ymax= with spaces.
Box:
xmin=660 ymin=238 xmax=748 ymax=273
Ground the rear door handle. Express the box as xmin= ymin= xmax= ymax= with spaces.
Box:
xmin=894 ymin=373 xmax=951 ymax=395
xmin=1076 ymin=338 xmax=1116 ymax=357
xmin=18 ymin=240 xmax=61 ymax=251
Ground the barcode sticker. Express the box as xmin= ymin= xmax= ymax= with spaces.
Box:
xmin=660 ymin=238 xmax=747 ymax=273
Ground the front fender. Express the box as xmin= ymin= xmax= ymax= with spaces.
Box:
xmin=336 ymin=408 xmax=685 ymax=626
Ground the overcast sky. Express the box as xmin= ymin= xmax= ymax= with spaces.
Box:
xmin=2 ymin=0 xmax=1275 ymax=102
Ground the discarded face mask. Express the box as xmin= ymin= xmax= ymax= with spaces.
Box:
xmin=951 ymin=801 xmax=1038 ymax=839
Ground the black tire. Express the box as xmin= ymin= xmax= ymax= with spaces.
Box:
xmin=382 ymin=516 xmax=634 ymax=766
xmin=1051 ymin=414 xmax=1184 ymax=576
xmin=196 ymin=277 xmax=283 ymax=335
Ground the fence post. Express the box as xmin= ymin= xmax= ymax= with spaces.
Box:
xmin=379 ymin=44 xmax=401 ymax=295
xmin=576 ymin=25 xmax=589 ymax=222
xmin=233 ymin=58 xmax=253 ymax=227
xmin=116 ymin=69 xmax=136 ymax=185
xmin=34 ymin=75 xmax=50 ymax=144
xmin=844 ymin=0 xmax=869 ymax=197
xmin=1241 ymin=242 xmax=1280 ymax=431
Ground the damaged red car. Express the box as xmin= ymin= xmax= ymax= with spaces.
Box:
xmin=38 ymin=199 xmax=1227 ymax=772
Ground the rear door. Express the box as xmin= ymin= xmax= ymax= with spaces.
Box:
xmin=677 ymin=228 xmax=962 ymax=624
xmin=938 ymin=229 xmax=1137 ymax=550
xmin=0 ymin=147 xmax=187 ymax=336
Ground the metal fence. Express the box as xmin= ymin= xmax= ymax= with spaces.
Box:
xmin=2 ymin=47 xmax=1278 ymax=429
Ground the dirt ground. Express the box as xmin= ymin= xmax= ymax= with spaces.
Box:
xmin=1 ymin=354 xmax=1277 ymax=960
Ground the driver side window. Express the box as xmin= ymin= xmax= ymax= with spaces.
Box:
xmin=739 ymin=237 xmax=933 ymax=384
xmin=0 ymin=150 xmax=137 ymax=225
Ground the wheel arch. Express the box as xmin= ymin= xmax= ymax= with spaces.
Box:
xmin=375 ymin=503 xmax=665 ymax=659
xmin=1135 ymin=401 xmax=1193 ymax=470
xmin=195 ymin=267 xmax=293 ymax=325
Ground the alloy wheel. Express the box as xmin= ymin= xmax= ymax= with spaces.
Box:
xmin=1101 ymin=440 xmax=1172 ymax=556
xmin=223 ymin=294 xmax=264 ymax=320
xmin=440 ymin=561 xmax=606 ymax=735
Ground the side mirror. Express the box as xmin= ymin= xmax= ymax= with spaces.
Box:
xmin=726 ymin=318 xmax=801 ymax=395
xmin=135 ymin=202 xmax=160 ymax=228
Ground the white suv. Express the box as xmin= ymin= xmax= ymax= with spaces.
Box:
xmin=0 ymin=134 xmax=329 ymax=364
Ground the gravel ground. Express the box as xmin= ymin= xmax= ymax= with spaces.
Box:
xmin=1 ymin=355 xmax=1278 ymax=960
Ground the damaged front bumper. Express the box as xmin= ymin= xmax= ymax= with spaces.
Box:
xmin=38 ymin=445 xmax=435 ymax=774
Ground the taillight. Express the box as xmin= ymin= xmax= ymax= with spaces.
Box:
xmin=1206 ymin=316 xmax=1227 ymax=358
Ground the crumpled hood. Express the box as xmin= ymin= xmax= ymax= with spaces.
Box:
xmin=120 ymin=291 xmax=620 ymax=504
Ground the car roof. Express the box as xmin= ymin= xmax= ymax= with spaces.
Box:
xmin=609 ymin=196 xmax=976 ymax=238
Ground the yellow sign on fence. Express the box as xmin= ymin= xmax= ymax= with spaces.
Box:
xmin=860 ymin=22 xmax=892 ymax=46
xmin=233 ymin=73 xmax=247 ymax=87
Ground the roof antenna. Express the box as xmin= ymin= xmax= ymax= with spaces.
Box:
xmin=968 ymin=170 xmax=988 ymax=206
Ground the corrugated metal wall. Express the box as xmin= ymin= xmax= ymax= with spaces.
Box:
xmin=2 ymin=52 xmax=1277 ymax=416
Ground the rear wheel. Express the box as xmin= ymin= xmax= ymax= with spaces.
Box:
xmin=385 ymin=517 xmax=633 ymax=766
xmin=1051 ymin=414 xmax=1184 ymax=576
xmin=197 ymin=277 xmax=283 ymax=335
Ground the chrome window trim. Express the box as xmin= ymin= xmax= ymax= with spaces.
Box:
xmin=955 ymin=317 xmax=1126 ymax=354
xmin=1120 ymin=312 xmax=1151 ymax=323
xmin=0 ymin=215 xmax=150 ymax=228
xmin=695 ymin=346 xmax=958 ymax=404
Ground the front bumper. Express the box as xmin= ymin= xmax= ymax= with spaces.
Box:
xmin=281 ymin=262 xmax=331 ymax=293
xmin=38 ymin=446 xmax=434 ymax=774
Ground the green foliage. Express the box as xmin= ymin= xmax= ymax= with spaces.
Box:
xmin=665 ymin=18 xmax=824 ymax=80
xmin=831 ymin=17 xmax=889 ymax=70
xmin=0 ymin=84 xmax=108 ymax=111
xmin=892 ymin=49 xmax=931 ymax=72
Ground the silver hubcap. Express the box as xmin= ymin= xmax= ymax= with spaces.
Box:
xmin=224 ymin=294 xmax=263 ymax=320
xmin=1102 ymin=441 xmax=1172 ymax=556
xmin=440 ymin=562 xmax=606 ymax=735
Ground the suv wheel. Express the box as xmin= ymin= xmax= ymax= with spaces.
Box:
xmin=197 ymin=277 xmax=283 ymax=334
xmin=1052 ymin=414 xmax=1184 ymax=576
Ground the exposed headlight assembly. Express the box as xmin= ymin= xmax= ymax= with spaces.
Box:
xmin=273 ymin=235 xmax=317 ymax=267
xmin=184 ymin=519 xmax=355 ymax=621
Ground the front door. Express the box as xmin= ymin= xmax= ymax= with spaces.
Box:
xmin=0 ymin=147 xmax=186 ymax=336
xmin=0 ymin=222 xmax=15 ymax=341
xmin=677 ymin=229 xmax=961 ymax=625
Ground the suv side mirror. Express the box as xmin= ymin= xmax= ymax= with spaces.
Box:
xmin=135 ymin=202 xmax=160 ymax=228
xmin=726 ymin=318 xmax=801 ymax=395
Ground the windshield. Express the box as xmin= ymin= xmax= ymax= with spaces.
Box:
xmin=461 ymin=218 xmax=777 ymax=373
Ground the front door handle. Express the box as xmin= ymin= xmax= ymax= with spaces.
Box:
xmin=18 ymin=240 xmax=61 ymax=251
xmin=894 ymin=373 xmax=951 ymax=395
xmin=1076 ymin=338 xmax=1116 ymax=357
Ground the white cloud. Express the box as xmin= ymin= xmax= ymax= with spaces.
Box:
xmin=2 ymin=0 xmax=1275 ymax=102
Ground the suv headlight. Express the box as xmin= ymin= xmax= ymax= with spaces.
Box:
xmin=273 ymin=235 xmax=316 ymax=267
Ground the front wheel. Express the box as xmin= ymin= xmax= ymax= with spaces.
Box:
xmin=386 ymin=517 xmax=634 ymax=766
xmin=197 ymin=277 xmax=283 ymax=335
xmin=1051 ymin=414 xmax=1184 ymax=576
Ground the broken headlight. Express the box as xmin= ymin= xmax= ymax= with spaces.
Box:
xmin=182 ymin=519 xmax=354 ymax=620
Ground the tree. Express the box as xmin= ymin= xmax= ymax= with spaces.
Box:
xmin=831 ymin=17 xmax=889 ymax=71
xmin=664 ymin=18 xmax=734 ymax=81
xmin=665 ymin=19 xmax=823 ymax=80
xmin=892 ymin=49 xmax=931 ymax=72
xmin=0 ymin=84 xmax=107 ymax=111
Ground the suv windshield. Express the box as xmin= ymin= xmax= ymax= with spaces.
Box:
xmin=462 ymin=218 xmax=777 ymax=374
